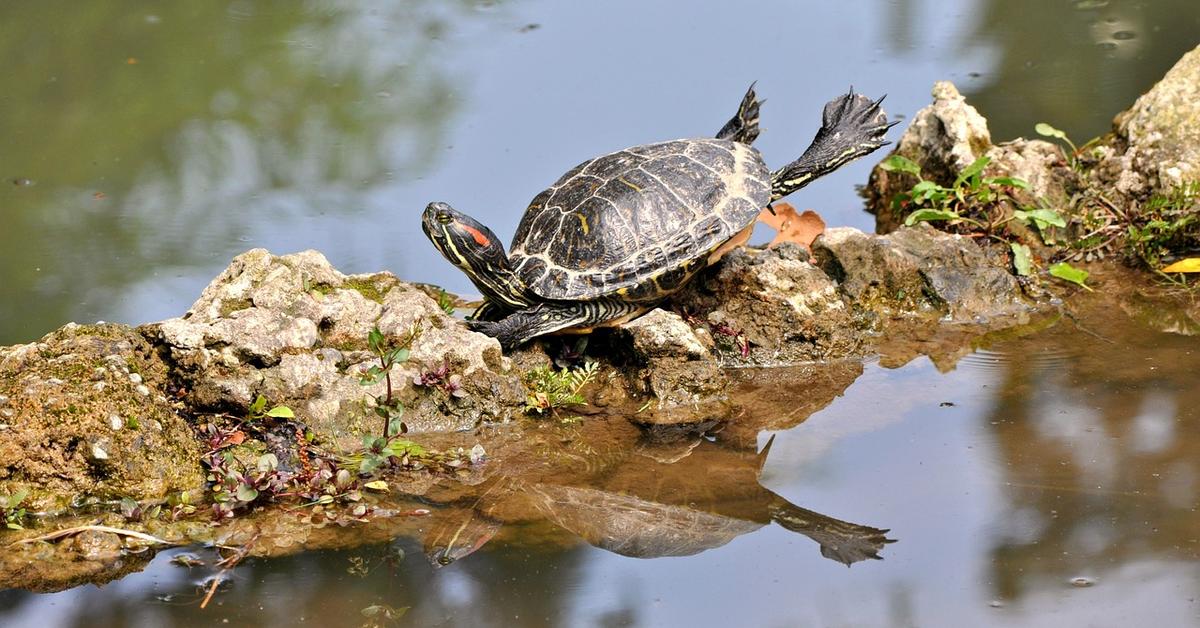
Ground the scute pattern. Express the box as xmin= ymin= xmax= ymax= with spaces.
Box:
xmin=509 ymin=138 xmax=771 ymax=300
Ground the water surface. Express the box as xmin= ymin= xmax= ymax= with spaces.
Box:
xmin=2 ymin=2 xmax=1200 ymax=627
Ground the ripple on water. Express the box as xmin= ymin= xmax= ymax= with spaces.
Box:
xmin=959 ymin=347 xmax=1077 ymax=373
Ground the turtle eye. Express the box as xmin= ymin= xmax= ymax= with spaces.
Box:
xmin=436 ymin=212 xmax=453 ymax=225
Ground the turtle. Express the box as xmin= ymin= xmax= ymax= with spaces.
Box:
xmin=422 ymin=84 xmax=893 ymax=349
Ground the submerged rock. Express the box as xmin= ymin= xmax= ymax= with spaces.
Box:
xmin=146 ymin=249 xmax=527 ymax=441
xmin=0 ymin=323 xmax=204 ymax=511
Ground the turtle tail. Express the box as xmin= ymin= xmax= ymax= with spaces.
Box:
xmin=769 ymin=88 xmax=896 ymax=201
xmin=715 ymin=82 xmax=762 ymax=145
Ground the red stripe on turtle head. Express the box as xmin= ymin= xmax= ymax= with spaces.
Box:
xmin=455 ymin=221 xmax=491 ymax=248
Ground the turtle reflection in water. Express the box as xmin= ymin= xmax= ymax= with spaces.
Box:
xmin=421 ymin=427 xmax=894 ymax=567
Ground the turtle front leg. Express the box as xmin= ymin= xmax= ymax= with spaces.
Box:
xmin=468 ymin=299 xmax=646 ymax=350
xmin=467 ymin=300 xmax=507 ymax=322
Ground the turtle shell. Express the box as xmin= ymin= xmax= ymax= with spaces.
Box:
xmin=508 ymin=138 xmax=771 ymax=301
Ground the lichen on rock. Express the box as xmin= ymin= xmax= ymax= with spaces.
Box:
xmin=146 ymin=249 xmax=527 ymax=443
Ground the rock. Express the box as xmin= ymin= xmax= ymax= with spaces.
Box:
xmin=616 ymin=309 xmax=727 ymax=422
xmin=622 ymin=309 xmax=712 ymax=360
xmin=672 ymin=244 xmax=861 ymax=365
xmin=1112 ymin=43 xmax=1200 ymax=194
xmin=813 ymin=225 xmax=1030 ymax=322
xmin=866 ymin=81 xmax=993 ymax=228
xmin=0 ymin=323 xmax=205 ymax=512
xmin=984 ymin=138 xmax=1078 ymax=211
xmin=147 ymin=249 xmax=527 ymax=443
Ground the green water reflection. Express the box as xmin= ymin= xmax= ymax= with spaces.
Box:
xmin=0 ymin=1 xmax=476 ymax=343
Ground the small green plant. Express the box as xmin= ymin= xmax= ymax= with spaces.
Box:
xmin=359 ymin=325 xmax=421 ymax=439
xmin=349 ymin=435 xmax=427 ymax=475
xmin=880 ymin=154 xmax=1076 ymax=278
xmin=1048 ymin=261 xmax=1092 ymax=291
xmin=1034 ymin=122 xmax=1100 ymax=170
xmin=352 ymin=324 xmax=428 ymax=475
xmin=2 ymin=489 xmax=29 ymax=530
xmin=880 ymin=154 xmax=1036 ymax=231
xmin=524 ymin=361 xmax=599 ymax=417
xmin=1127 ymin=182 xmax=1200 ymax=268
xmin=436 ymin=289 xmax=456 ymax=316
xmin=248 ymin=395 xmax=294 ymax=421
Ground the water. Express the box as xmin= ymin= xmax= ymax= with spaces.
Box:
xmin=2 ymin=1 xmax=1200 ymax=626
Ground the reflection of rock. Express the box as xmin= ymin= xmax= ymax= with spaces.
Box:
xmin=1108 ymin=43 xmax=1200 ymax=195
xmin=0 ymin=323 xmax=204 ymax=511
xmin=0 ymin=529 xmax=156 ymax=593
xmin=147 ymin=249 xmax=526 ymax=441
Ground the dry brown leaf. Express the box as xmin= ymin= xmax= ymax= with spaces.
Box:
xmin=757 ymin=202 xmax=826 ymax=254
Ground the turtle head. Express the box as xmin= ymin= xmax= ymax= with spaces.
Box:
xmin=421 ymin=202 xmax=528 ymax=308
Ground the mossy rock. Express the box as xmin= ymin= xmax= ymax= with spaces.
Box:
xmin=0 ymin=323 xmax=205 ymax=512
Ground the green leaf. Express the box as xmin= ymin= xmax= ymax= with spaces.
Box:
xmin=1010 ymin=242 xmax=1033 ymax=276
xmin=986 ymin=176 xmax=1029 ymax=189
xmin=909 ymin=180 xmax=948 ymax=204
xmin=389 ymin=348 xmax=410 ymax=364
xmin=879 ymin=154 xmax=923 ymax=178
xmin=265 ymin=405 xmax=295 ymax=419
xmin=1025 ymin=208 xmax=1067 ymax=229
xmin=249 ymin=395 xmax=267 ymax=415
xmin=1049 ymin=262 xmax=1092 ymax=290
xmin=256 ymin=453 xmax=279 ymax=473
xmin=954 ymin=156 xmax=991 ymax=188
xmin=1035 ymin=122 xmax=1066 ymax=140
xmin=236 ymin=484 xmax=259 ymax=503
xmin=367 ymin=327 xmax=384 ymax=353
xmin=904 ymin=208 xmax=961 ymax=226
xmin=359 ymin=455 xmax=382 ymax=475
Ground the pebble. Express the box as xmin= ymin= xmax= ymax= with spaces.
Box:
xmin=129 ymin=373 xmax=143 ymax=385
xmin=109 ymin=414 xmax=124 ymax=430
xmin=136 ymin=384 xmax=151 ymax=396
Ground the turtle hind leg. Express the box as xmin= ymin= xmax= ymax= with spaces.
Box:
xmin=770 ymin=89 xmax=896 ymax=200
xmin=715 ymin=82 xmax=762 ymax=145
xmin=467 ymin=299 xmax=645 ymax=350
